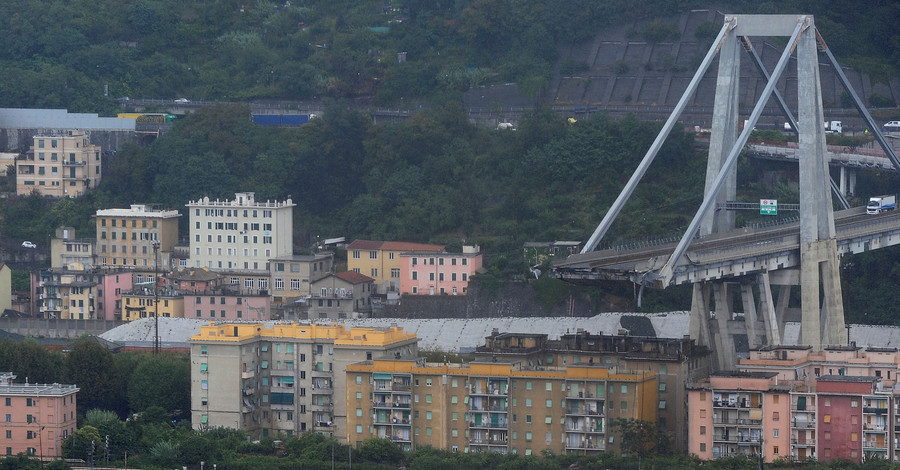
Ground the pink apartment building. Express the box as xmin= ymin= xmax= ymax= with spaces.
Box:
xmin=399 ymin=245 xmax=483 ymax=295
xmin=688 ymin=371 xmax=792 ymax=463
xmin=0 ymin=373 xmax=78 ymax=459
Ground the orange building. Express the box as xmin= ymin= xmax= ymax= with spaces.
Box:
xmin=346 ymin=358 xmax=657 ymax=455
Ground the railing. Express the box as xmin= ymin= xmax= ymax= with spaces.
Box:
xmin=791 ymin=439 xmax=816 ymax=446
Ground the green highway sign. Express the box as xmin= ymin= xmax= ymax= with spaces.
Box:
xmin=760 ymin=199 xmax=778 ymax=215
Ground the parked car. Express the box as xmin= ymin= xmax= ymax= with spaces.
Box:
xmin=21 ymin=241 xmax=36 ymax=249
xmin=174 ymin=98 xmax=191 ymax=103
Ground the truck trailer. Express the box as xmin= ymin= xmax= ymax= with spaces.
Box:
xmin=867 ymin=195 xmax=896 ymax=214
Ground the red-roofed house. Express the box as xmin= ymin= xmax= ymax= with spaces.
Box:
xmin=346 ymin=240 xmax=445 ymax=294
xmin=308 ymin=271 xmax=375 ymax=319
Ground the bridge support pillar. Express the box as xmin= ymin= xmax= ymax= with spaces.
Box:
xmin=691 ymin=282 xmax=739 ymax=370
xmin=700 ymin=30 xmax=740 ymax=237
xmin=756 ymin=272 xmax=782 ymax=346
xmin=838 ymin=167 xmax=857 ymax=198
xmin=797 ymin=18 xmax=847 ymax=351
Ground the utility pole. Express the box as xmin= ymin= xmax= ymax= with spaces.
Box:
xmin=152 ymin=239 xmax=160 ymax=354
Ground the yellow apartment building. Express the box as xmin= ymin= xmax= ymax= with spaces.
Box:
xmin=346 ymin=358 xmax=657 ymax=455
xmin=189 ymin=322 xmax=418 ymax=441
xmin=95 ymin=204 xmax=181 ymax=269
xmin=122 ymin=289 xmax=184 ymax=321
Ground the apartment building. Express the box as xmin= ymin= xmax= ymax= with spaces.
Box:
xmin=473 ymin=329 xmax=711 ymax=453
xmin=186 ymin=192 xmax=295 ymax=271
xmin=31 ymin=268 xmax=133 ymax=320
xmin=0 ymin=373 xmax=78 ymax=458
xmin=738 ymin=345 xmax=900 ymax=462
xmin=189 ymin=322 xmax=418 ymax=442
xmin=688 ymin=372 xmax=792 ymax=463
xmin=268 ymin=253 xmax=334 ymax=304
xmin=184 ymin=292 xmax=270 ymax=322
xmin=122 ymin=288 xmax=183 ymax=321
xmin=346 ymin=358 xmax=658 ymax=455
xmin=16 ymin=130 xmax=101 ymax=197
xmin=308 ymin=271 xmax=375 ymax=320
xmin=49 ymin=227 xmax=95 ymax=269
xmin=346 ymin=240 xmax=445 ymax=294
xmin=163 ymin=268 xmax=223 ymax=293
xmin=400 ymin=245 xmax=483 ymax=296
xmin=95 ymin=204 xmax=181 ymax=269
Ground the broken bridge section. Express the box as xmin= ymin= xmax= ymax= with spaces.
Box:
xmin=553 ymin=15 xmax=900 ymax=370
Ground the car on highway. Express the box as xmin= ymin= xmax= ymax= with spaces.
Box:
xmin=21 ymin=241 xmax=36 ymax=249
xmin=174 ymin=98 xmax=191 ymax=103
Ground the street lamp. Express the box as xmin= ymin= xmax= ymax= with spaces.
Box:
xmin=152 ymin=240 xmax=160 ymax=354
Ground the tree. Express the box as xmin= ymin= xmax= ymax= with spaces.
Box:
xmin=127 ymin=354 xmax=190 ymax=414
xmin=357 ymin=437 xmax=403 ymax=465
xmin=64 ymin=338 xmax=120 ymax=416
xmin=611 ymin=418 xmax=659 ymax=458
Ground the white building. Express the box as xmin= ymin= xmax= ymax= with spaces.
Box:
xmin=186 ymin=192 xmax=295 ymax=271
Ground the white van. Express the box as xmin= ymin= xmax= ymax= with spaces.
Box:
xmin=884 ymin=121 xmax=900 ymax=131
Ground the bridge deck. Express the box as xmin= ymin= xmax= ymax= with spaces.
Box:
xmin=552 ymin=206 xmax=900 ymax=287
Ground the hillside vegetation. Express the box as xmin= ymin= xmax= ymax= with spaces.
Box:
xmin=0 ymin=0 xmax=897 ymax=111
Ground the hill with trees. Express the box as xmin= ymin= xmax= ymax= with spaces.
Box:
xmin=0 ymin=0 xmax=897 ymax=111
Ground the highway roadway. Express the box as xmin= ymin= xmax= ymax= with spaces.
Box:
xmin=551 ymin=206 xmax=900 ymax=287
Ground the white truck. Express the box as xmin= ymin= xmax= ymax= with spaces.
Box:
xmin=782 ymin=120 xmax=842 ymax=134
xmin=867 ymin=195 xmax=896 ymax=214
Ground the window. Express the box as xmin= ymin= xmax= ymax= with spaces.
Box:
xmin=525 ymin=398 xmax=532 ymax=407
xmin=773 ymin=429 xmax=779 ymax=438
xmin=545 ymin=399 xmax=552 ymax=408
xmin=700 ymin=443 xmax=706 ymax=452
xmin=201 ymin=380 xmax=208 ymax=390
xmin=823 ymin=414 xmax=831 ymax=423
xmin=526 ymin=381 xmax=532 ymax=390
xmin=621 ymin=385 xmax=628 ymax=393
xmin=700 ymin=426 xmax=706 ymax=435
xmin=851 ymin=432 xmax=857 ymax=442
xmin=546 ymin=382 xmax=553 ymax=391
xmin=658 ymin=400 xmax=666 ymax=409
xmin=426 ymin=411 xmax=432 ymax=420
xmin=850 ymin=399 xmax=858 ymax=408
xmin=544 ymin=416 xmax=552 ymax=424
xmin=526 ymin=415 xmax=532 ymax=423
xmin=525 ymin=432 xmax=532 ymax=442
xmin=773 ymin=411 xmax=779 ymax=421
xmin=426 ymin=394 xmax=432 ymax=404
xmin=659 ymin=383 xmax=667 ymax=392
xmin=773 ymin=446 xmax=779 ymax=455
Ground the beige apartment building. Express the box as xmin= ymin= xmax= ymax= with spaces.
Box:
xmin=346 ymin=358 xmax=658 ymax=455
xmin=95 ymin=204 xmax=181 ymax=269
xmin=187 ymin=192 xmax=295 ymax=271
xmin=49 ymin=227 xmax=96 ymax=269
xmin=268 ymin=253 xmax=334 ymax=306
xmin=189 ymin=322 xmax=418 ymax=442
xmin=16 ymin=130 xmax=102 ymax=197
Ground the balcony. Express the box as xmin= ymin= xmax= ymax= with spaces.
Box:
xmin=62 ymin=160 xmax=86 ymax=166
xmin=566 ymin=442 xmax=606 ymax=452
xmin=863 ymin=424 xmax=887 ymax=432
xmin=863 ymin=407 xmax=888 ymax=415
xmin=791 ymin=438 xmax=816 ymax=447
xmin=863 ymin=442 xmax=888 ymax=450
